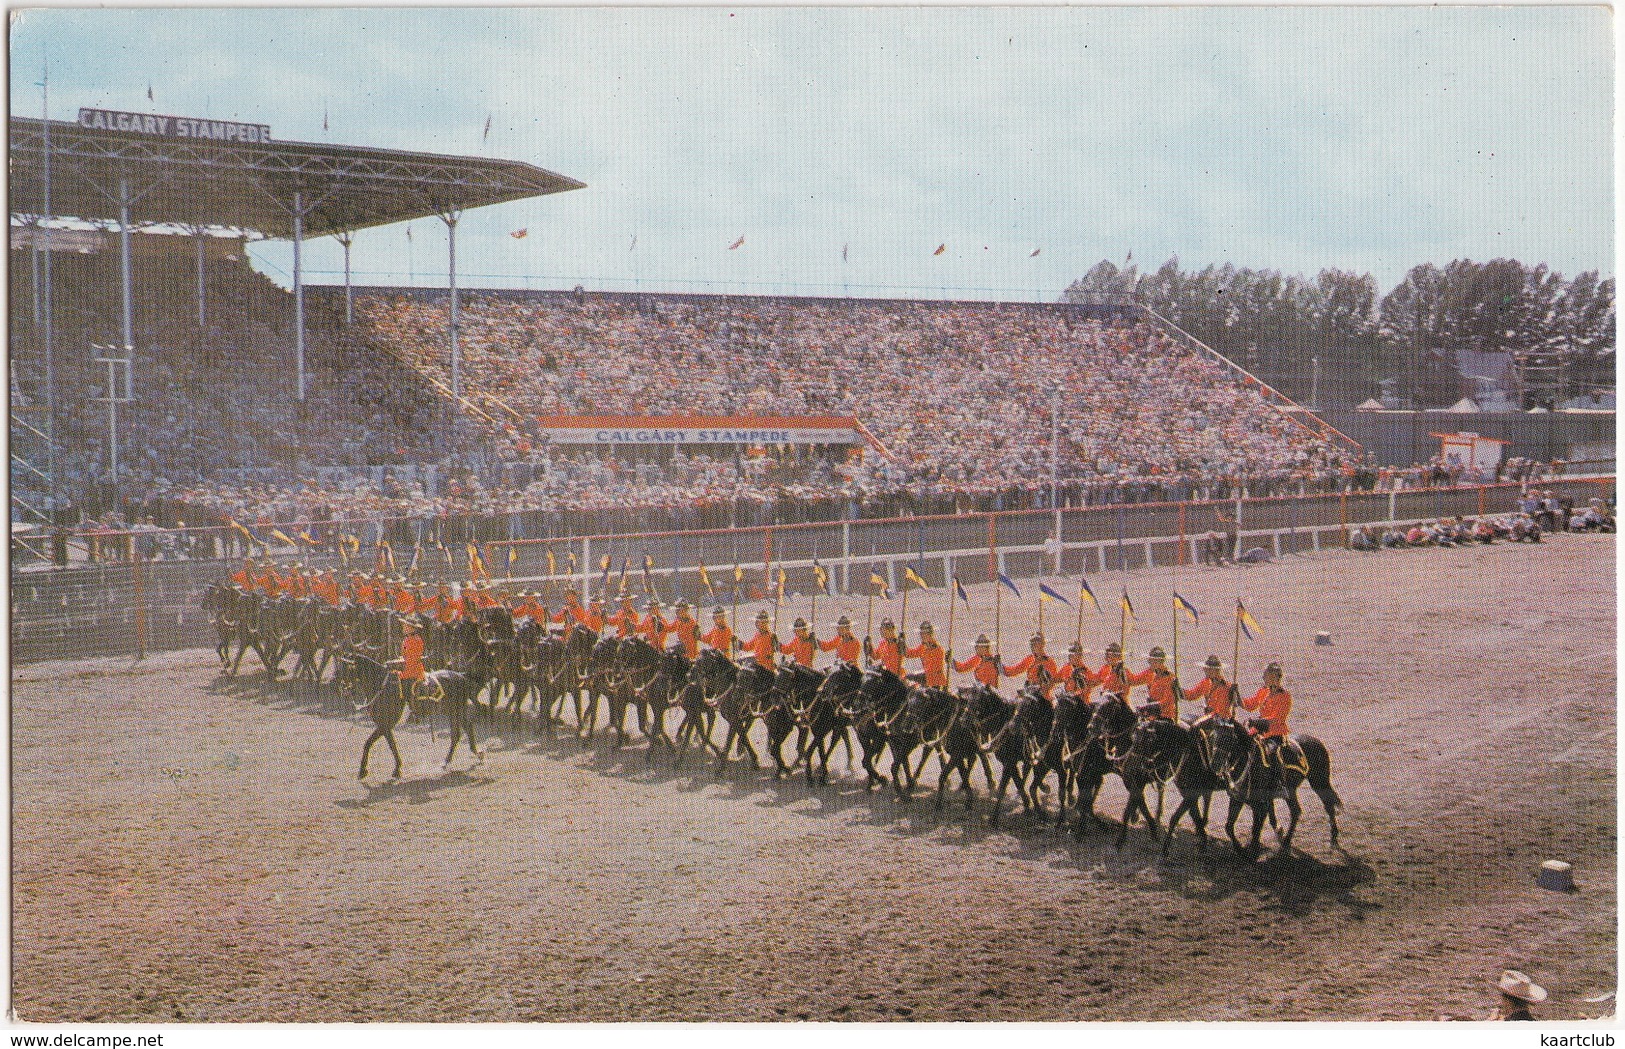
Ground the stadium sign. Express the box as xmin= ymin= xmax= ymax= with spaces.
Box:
xmin=537 ymin=415 xmax=862 ymax=446
xmin=77 ymin=108 xmax=273 ymax=144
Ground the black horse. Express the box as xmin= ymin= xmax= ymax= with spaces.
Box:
xmin=909 ymin=685 xmax=987 ymax=811
xmin=337 ymin=653 xmax=484 ymax=779
xmin=1207 ymin=720 xmax=1343 ymax=855
xmin=1109 ymin=714 xmax=1224 ymax=850
xmin=1069 ymin=693 xmax=1136 ymax=838
xmin=795 ymin=661 xmax=860 ymax=785
xmin=713 ymin=661 xmax=777 ymax=772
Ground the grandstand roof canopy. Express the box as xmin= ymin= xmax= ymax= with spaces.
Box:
xmin=9 ymin=116 xmax=586 ymax=238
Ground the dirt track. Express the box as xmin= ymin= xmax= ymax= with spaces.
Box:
xmin=11 ymin=535 xmax=1616 ymax=1022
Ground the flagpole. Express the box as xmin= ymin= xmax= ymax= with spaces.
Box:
xmin=866 ymin=589 xmax=875 ymax=645
xmin=994 ymin=576 xmax=1003 ymax=658
xmin=1037 ymin=590 xmax=1044 ymax=638
xmin=1075 ymin=584 xmax=1085 ymax=650
xmin=946 ymin=578 xmax=958 ymax=686
xmin=900 ymin=574 xmax=910 ymax=637
xmin=1232 ymin=600 xmax=1242 ymax=691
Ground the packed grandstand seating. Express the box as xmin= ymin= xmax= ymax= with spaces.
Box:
xmin=14 ymin=249 xmax=1362 ymax=533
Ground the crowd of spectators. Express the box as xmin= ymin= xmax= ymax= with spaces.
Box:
xmin=18 ymin=259 xmax=1582 ymax=548
xmin=358 ymin=290 xmax=1352 ymax=499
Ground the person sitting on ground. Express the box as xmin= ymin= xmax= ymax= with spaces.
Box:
xmin=1488 ymin=970 xmax=1545 ymax=1021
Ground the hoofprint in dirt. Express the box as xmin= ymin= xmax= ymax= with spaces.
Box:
xmin=10 ymin=535 xmax=1614 ymax=1022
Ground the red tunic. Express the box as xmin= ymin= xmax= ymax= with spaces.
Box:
xmin=872 ymin=637 xmax=904 ymax=676
xmin=1242 ymin=686 xmax=1292 ymax=737
xmin=781 ymin=634 xmax=816 ymax=668
xmin=821 ymin=633 xmax=861 ymax=663
xmin=906 ymin=640 xmax=948 ymax=688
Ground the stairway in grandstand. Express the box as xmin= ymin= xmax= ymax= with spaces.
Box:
xmin=1135 ymin=305 xmax=1362 ymax=454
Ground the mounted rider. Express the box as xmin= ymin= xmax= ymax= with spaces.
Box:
xmin=701 ymin=607 xmax=736 ymax=654
xmin=869 ymin=619 xmax=904 ymax=676
xmin=951 ymin=634 xmax=1001 ymax=688
xmin=740 ymin=611 xmax=778 ymax=670
xmin=1003 ymin=634 xmax=1060 ymax=697
xmin=1242 ymin=661 xmax=1302 ymax=772
xmin=607 ymin=592 xmax=640 ymax=638
xmin=637 ymin=599 xmax=669 ymax=647
xmin=1183 ymin=654 xmax=1237 ymax=723
xmin=1128 ymin=646 xmax=1180 ymax=720
xmin=1061 ymin=642 xmax=1102 ymax=700
xmin=1096 ymin=641 xmax=1130 ymax=700
xmin=780 ymin=618 xmax=817 ymax=668
xmin=819 ymin=614 xmax=861 ymax=665
xmin=905 ymin=621 xmax=948 ymax=688
xmin=668 ymin=600 xmax=701 ymax=659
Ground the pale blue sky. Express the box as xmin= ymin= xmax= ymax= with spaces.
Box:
xmin=11 ymin=6 xmax=1615 ymax=299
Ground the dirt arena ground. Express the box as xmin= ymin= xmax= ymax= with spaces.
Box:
xmin=11 ymin=534 xmax=1616 ymax=1022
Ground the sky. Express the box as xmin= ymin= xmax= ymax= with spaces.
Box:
xmin=10 ymin=5 xmax=1615 ymax=301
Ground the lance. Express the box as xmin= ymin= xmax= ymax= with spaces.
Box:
xmin=1075 ymin=586 xmax=1085 ymax=650
xmin=1232 ymin=599 xmax=1243 ymax=696
xmin=866 ymin=586 xmax=875 ymax=645
xmin=900 ymin=569 xmax=910 ymax=638
xmin=994 ymin=572 xmax=1003 ymax=658
xmin=946 ymin=576 xmax=958 ymax=686
xmin=1037 ymin=588 xmax=1045 ymax=638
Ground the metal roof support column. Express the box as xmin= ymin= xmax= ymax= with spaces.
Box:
xmin=440 ymin=210 xmax=462 ymax=403
xmin=335 ymin=230 xmax=355 ymax=325
xmin=118 ymin=176 xmax=135 ymax=360
xmin=41 ymin=75 xmax=56 ymax=497
xmin=195 ymin=230 xmax=207 ymax=329
xmin=294 ymin=191 xmax=306 ymax=401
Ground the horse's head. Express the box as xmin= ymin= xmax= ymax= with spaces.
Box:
xmin=859 ymin=666 xmax=906 ymax=712
xmin=1086 ymin=692 xmax=1137 ymax=751
xmin=690 ymin=649 xmax=736 ymax=695
xmin=818 ymin=661 xmax=864 ymax=715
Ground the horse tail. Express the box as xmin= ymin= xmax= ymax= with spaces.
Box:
xmin=1296 ymin=734 xmax=1341 ymax=810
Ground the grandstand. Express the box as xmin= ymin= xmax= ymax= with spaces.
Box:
xmin=11 ymin=107 xmax=1357 ymax=539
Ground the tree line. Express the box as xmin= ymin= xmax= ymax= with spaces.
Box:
xmin=1063 ymin=258 xmax=1614 ymax=409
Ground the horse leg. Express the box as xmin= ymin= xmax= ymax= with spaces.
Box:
xmin=384 ymin=729 xmax=404 ymax=779
xmin=936 ymin=755 xmax=954 ymax=810
xmin=1225 ymin=794 xmax=1246 ymax=852
xmin=989 ymin=767 xmax=1014 ymax=827
xmin=1279 ymin=788 xmax=1303 ymax=852
xmin=1316 ymin=785 xmax=1342 ymax=845
xmin=359 ymin=728 xmax=384 ymax=779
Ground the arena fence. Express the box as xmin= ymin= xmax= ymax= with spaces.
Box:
xmin=11 ymin=477 xmax=1610 ymax=664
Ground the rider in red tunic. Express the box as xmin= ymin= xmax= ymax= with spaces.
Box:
xmin=1003 ymin=634 xmax=1060 ymax=697
xmin=952 ymin=634 xmax=1001 ymax=688
xmin=820 ymin=615 xmax=861 ymax=664
xmin=780 ymin=618 xmax=817 ymax=668
xmin=906 ymin=622 xmax=949 ymax=688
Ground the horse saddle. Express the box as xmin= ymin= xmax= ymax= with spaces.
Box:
xmin=1257 ymin=736 xmax=1307 ymax=777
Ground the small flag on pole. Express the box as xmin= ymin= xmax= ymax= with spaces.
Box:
xmin=812 ymin=562 xmax=830 ymax=595
xmin=1236 ymin=600 xmax=1264 ymax=640
xmin=733 ymin=565 xmax=745 ymax=585
xmin=297 ymin=530 xmax=318 ymax=547
xmin=729 ymin=235 xmax=745 ymax=250
xmin=1174 ymin=592 xmax=1200 ymax=624
xmin=699 ymin=563 xmax=714 ymax=595
xmin=508 ymin=545 xmax=519 ymax=568
xmin=546 ymin=548 xmax=558 ymax=576
xmin=997 ymin=573 xmax=1023 ymax=599
xmin=903 ymin=565 xmax=931 ymax=591
xmin=869 ymin=572 xmax=892 ymax=599
xmin=954 ymin=577 xmax=971 ymax=608
xmin=1078 ymin=577 xmax=1100 ymax=612
xmin=437 ymin=538 xmax=453 ymax=567
xmin=269 ymin=528 xmax=297 ymax=548
xmin=933 ymin=243 xmax=947 ymax=256
xmin=467 ymin=543 xmax=489 ymax=580
xmin=1120 ymin=590 xmax=1136 ymax=626
xmin=642 ymin=553 xmax=655 ymax=593
xmin=1038 ymin=582 xmax=1071 ymax=606
xmin=619 ymin=557 xmax=631 ymax=592
xmin=567 ymin=550 xmax=579 ymax=573
xmin=776 ymin=568 xmax=787 ymax=599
